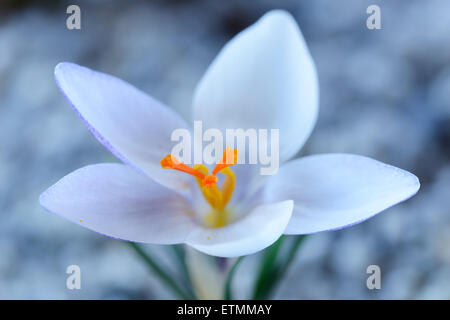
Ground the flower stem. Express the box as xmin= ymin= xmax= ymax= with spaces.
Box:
xmin=224 ymin=256 xmax=244 ymax=300
xmin=252 ymin=235 xmax=308 ymax=299
xmin=127 ymin=242 xmax=193 ymax=299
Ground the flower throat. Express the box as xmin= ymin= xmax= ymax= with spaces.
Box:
xmin=160 ymin=148 xmax=238 ymax=228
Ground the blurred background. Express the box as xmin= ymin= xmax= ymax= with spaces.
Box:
xmin=0 ymin=0 xmax=449 ymax=299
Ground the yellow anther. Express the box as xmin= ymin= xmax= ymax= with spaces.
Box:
xmin=194 ymin=164 xmax=223 ymax=209
xmin=219 ymin=167 xmax=235 ymax=207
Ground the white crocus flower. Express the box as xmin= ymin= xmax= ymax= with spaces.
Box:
xmin=40 ymin=10 xmax=420 ymax=258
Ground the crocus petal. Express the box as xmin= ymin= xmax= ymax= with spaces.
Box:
xmin=264 ymin=154 xmax=420 ymax=234
xmin=193 ymin=10 xmax=318 ymax=163
xmin=227 ymin=164 xmax=262 ymax=205
xmin=186 ymin=200 xmax=293 ymax=257
xmin=39 ymin=163 xmax=196 ymax=244
xmin=55 ymin=62 xmax=191 ymax=190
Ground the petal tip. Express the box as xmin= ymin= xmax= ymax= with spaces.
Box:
xmin=38 ymin=191 xmax=47 ymax=207
xmin=54 ymin=61 xmax=76 ymax=77
xmin=260 ymin=9 xmax=296 ymax=25
xmin=257 ymin=9 xmax=300 ymax=36
xmin=38 ymin=188 xmax=53 ymax=214
xmin=396 ymin=166 xmax=420 ymax=199
xmin=409 ymin=173 xmax=421 ymax=196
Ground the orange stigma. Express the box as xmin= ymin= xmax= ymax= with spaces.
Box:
xmin=212 ymin=147 xmax=238 ymax=175
xmin=160 ymin=154 xmax=206 ymax=180
xmin=160 ymin=148 xmax=238 ymax=188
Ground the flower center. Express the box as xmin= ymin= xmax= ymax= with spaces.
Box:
xmin=160 ymin=148 xmax=238 ymax=228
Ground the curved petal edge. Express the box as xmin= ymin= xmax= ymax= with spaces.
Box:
xmin=263 ymin=153 xmax=420 ymax=234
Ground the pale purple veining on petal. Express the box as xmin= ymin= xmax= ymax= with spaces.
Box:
xmin=54 ymin=67 xmax=136 ymax=169
xmin=39 ymin=163 xmax=196 ymax=244
xmin=263 ymin=153 xmax=420 ymax=235
xmin=299 ymin=183 xmax=420 ymax=235
xmin=54 ymin=62 xmax=195 ymax=192
xmin=300 ymin=156 xmax=421 ymax=234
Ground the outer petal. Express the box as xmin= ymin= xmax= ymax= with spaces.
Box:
xmin=39 ymin=163 xmax=196 ymax=244
xmin=55 ymin=62 xmax=191 ymax=190
xmin=263 ymin=154 xmax=420 ymax=234
xmin=193 ymin=10 xmax=318 ymax=162
xmin=186 ymin=200 xmax=293 ymax=257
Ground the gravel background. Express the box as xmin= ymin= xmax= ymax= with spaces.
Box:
xmin=0 ymin=0 xmax=449 ymax=299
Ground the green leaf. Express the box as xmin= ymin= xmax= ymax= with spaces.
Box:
xmin=127 ymin=242 xmax=194 ymax=299
xmin=252 ymin=235 xmax=308 ymax=300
